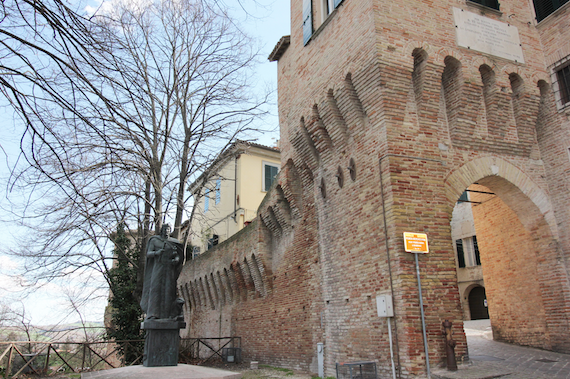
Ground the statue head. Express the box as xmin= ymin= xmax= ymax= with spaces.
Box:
xmin=160 ymin=224 xmax=171 ymax=238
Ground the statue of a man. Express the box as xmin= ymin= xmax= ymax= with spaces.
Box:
xmin=140 ymin=224 xmax=184 ymax=320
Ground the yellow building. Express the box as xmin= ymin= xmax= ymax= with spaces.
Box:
xmin=188 ymin=141 xmax=280 ymax=255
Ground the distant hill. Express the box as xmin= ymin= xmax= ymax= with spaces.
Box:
xmin=0 ymin=322 xmax=106 ymax=343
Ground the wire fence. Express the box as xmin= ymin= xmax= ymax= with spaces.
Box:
xmin=0 ymin=337 xmax=240 ymax=378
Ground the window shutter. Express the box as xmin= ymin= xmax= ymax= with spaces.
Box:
xmin=302 ymin=0 xmax=313 ymax=46
xmin=473 ymin=236 xmax=481 ymax=266
xmin=215 ymin=179 xmax=221 ymax=204
xmin=264 ymin=165 xmax=279 ymax=191
xmin=204 ymin=189 xmax=210 ymax=213
xmin=334 ymin=0 xmax=343 ymax=8
xmin=533 ymin=0 xmax=569 ymax=22
xmin=456 ymin=239 xmax=466 ymax=268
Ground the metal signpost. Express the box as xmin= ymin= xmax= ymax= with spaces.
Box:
xmin=403 ymin=232 xmax=431 ymax=379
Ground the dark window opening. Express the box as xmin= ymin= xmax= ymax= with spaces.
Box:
xmin=533 ymin=0 xmax=569 ymax=22
xmin=557 ymin=64 xmax=570 ymax=106
xmin=473 ymin=236 xmax=481 ymax=266
xmin=456 ymin=239 xmax=466 ymax=268
xmin=207 ymin=234 xmax=219 ymax=250
xmin=458 ymin=191 xmax=469 ymax=203
xmin=468 ymin=0 xmax=500 ymax=10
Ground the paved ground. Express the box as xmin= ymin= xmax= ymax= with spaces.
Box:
xmin=69 ymin=319 xmax=570 ymax=379
xmin=432 ymin=320 xmax=570 ymax=379
xmin=81 ymin=364 xmax=242 ymax=379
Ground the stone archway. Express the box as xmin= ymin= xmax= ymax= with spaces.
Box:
xmin=446 ymin=157 xmax=570 ymax=353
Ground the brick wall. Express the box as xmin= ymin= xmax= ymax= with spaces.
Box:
xmin=179 ymin=0 xmax=570 ymax=377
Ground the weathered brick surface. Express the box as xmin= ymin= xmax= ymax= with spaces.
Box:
xmin=179 ymin=0 xmax=570 ymax=377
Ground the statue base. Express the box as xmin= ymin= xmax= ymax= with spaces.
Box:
xmin=141 ymin=319 xmax=186 ymax=367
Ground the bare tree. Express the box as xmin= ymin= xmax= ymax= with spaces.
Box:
xmin=2 ymin=0 xmax=269 ymax=302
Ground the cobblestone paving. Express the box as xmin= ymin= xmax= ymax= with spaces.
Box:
xmin=432 ymin=320 xmax=570 ymax=379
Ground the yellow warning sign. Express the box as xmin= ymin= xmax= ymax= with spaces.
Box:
xmin=403 ymin=232 xmax=429 ymax=254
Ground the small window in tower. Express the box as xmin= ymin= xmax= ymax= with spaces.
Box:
xmin=556 ymin=65 xmax=570 ymax=107
xmin=303 ymin=0 xmax=346 ymax=46
xmin=322 ymin=0 xmax=334 ymax=20
xmin=551 ymin=56 xmax=570 ymax=110
xmin=533 ymin=0 xmax=569 ymax=23
xmin=468 ymin=0 xmax=500 ymax=10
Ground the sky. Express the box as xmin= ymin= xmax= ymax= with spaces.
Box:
xmin=0 ymin=0 xmax=290 ymax=326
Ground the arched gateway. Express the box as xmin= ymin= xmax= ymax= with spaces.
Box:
xmin=446 ymin=157 xmax=570 ymax=351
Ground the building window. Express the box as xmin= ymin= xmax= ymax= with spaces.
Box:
xmin=533 ymin=0 xmax=569 ymax=22
xmin=302 ymin=0 xmax=313 ymax=45
xmin=473 ymin=236 xmax=481 ymax=266
xmin=455 ymin=236 xmax=482 ymax=268
xmin=551 ymin=56 xmax=570 ymax=110
xmin=456 ymin=239 xmax=466 ymax=268
xmin=458 ymin=191 xmax=469 ymax=203
xmin=192 ymin=246 xmax=200 ymax=259
xmin=468 ymin=0 xmax=500 ymax=10
xmin=322 ymin=0 xmax=334 ymax=21
xmin=556 ymin=64 xmax=570 ymax=107
xmin=215 ymin=178 xmax=221 ymax=205
xmin=207 ymin=234 xmax=219 ymax=250
xmin=204 ymin=188 xmax=210 ymax=213
xmin=303 ymin=0 xmax=345 ymax=45
xmin=263 ymin=162 xmax=279 ymax=192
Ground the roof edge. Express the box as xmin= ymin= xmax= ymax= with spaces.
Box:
xmin=268 ymin=35 xmax=291 ymax=62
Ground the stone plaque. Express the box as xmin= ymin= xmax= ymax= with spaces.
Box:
xmin=453 ymin=7 xmax=525 ymax=63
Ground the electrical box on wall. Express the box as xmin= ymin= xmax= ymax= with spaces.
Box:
xmin=376 ymin=295 xmax=394 ymax=317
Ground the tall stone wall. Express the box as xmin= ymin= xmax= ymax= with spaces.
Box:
xmin=179 ymin=0 xmax=570 ymax=377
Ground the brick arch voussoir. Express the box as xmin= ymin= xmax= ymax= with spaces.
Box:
xmin=433 ymin=48 xmax=465 ymax=68
xmin=501 ymin=64 xmax=526 ymax=80
xmin=444 ymin=157 xmax=558 ymax=239
xmin=404 ymin=42 xmax=434 ymax=65
xmin=471 ymin=58 xmax=497 ymax=85
xmin=531 ymin=72 xmax=551 ymax=89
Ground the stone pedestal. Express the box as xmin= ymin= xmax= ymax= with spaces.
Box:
xmin=141 ymin=319 xmax=186 ymax=367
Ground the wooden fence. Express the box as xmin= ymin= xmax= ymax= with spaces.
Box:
xmin=0 ymin=337 xmax=240 ymax=378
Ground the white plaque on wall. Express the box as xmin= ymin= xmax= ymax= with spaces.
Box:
xmin=453 ymin=7 xmax=525 ymax=63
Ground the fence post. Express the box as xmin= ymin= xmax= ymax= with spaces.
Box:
xmin=6 ymin=344 xmax=14 ymax=378
xmin=43 ymin=344 xmax=51 ymax=375
xmin=81 ymin=343 xmax=87 ymax=371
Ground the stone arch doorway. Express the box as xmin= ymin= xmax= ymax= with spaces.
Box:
xmin=446 ymin=157 xmax=570 ymax=353
xmin=467 ymin=286 xmax=489 ymax=320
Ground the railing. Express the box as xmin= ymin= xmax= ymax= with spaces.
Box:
xmin=0 ymin=337 xmax=240 ymax=378
xmin=180 ymin=337 xmax=241 ymax=364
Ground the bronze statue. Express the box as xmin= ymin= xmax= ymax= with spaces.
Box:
xmin=140 ymin=224 xmax=184 ymax=320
